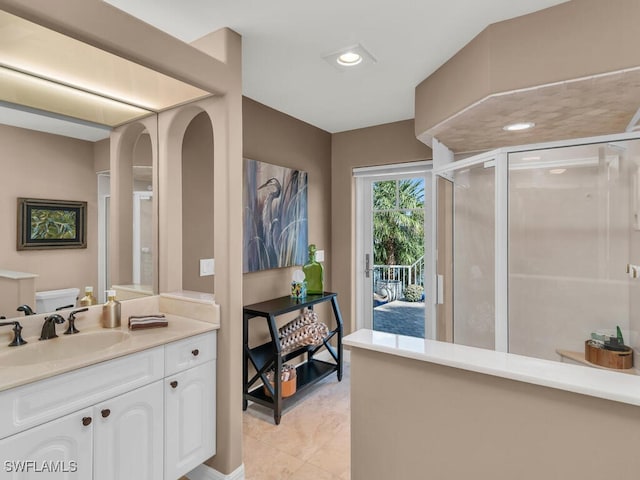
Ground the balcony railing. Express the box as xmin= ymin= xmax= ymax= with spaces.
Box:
xmin=373 ymin=256 xmax=424 ymax=300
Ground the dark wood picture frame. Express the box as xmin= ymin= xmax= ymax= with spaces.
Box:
xmin=17 ymin=198 xmax=87 ymax=250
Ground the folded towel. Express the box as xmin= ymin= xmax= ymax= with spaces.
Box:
xmin=128 ymin=314 xmax=168 ymax=330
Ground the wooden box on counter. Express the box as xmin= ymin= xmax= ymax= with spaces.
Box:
xmin=585 ymin=341 xmax=633 ymax=370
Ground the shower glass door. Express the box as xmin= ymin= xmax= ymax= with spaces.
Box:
xmin=434 ymin=158 xmax=496 ymax=348
xmin=508 ymin=141 xmax=636 ymax=361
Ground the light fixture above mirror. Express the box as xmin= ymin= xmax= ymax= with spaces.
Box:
xmin=0 ymin=10 xmax=211 ymax=125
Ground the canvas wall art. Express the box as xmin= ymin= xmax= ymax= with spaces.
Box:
xmin=243 ymin=159 xmax=308 ymax=273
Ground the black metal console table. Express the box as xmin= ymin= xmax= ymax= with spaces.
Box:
xmin=242 ymin=292 xmax=343 ymax=424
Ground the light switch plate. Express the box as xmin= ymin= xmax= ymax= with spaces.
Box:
xmin=316 ymin=250 xmax=325 ymax=262
xmin=200 ymin=258 xmax=215 ymax=276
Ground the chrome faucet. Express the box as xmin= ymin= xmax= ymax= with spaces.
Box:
xmin=0 ymin=320 xmax=28 ymax=347
xmin=40 ymin=314 xmax=65 ymax=340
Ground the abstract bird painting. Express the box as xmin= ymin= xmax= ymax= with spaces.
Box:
xmin=243 ymin=159 xmax=308 ymax=272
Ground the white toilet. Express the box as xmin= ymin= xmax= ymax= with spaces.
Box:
xmin=35 ymin=287 xmax=80 ymax=313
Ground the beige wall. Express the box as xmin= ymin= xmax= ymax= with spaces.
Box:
xmin=415 ymin=0 xmax=640 ymax=138
xmin=0 ymin=124 xmax=98 ymax=307
xmin=156 ymin=57 xmax=243 ymax=475
xmin=93 ymin=138 xmax=109 ymax=173
xmin=331 ymin=120 xmax=432 ymax=333
xmin=182 ymin=111 xmax=215 ymax=293
xmin=242 ymin=96 xmax=331 ymax=303
xmin=350 ymin=347 xmax=640 ymax=480
xmin=242 ymin=97 xmax=333 ymax=343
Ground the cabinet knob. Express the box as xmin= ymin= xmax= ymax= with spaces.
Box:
xmin=170 ymin=380 xmax=178 ymax=389
xmin=192 ymin=349 xmax=199 ymax=357
xmin=82 ymin=416 xmax=92 ymax=426
xmin=101 ymin=409 xmax=111 ymax=418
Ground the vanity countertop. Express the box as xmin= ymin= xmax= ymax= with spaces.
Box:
xmin=344 ymin=329 xmax=640 ymax=407
xmin=0 ymin=294 xmax=220 ymax=392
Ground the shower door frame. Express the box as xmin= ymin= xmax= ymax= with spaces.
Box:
xmin=431 ymin=130 xmax=640 ymax=353
xmin=431 ymin=150 xmax=508 ymax=351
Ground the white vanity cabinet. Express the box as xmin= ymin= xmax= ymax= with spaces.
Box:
xmin=0 ymin=330 xmax=217 ymax=480
xmin=93 ymin=381 xmax=164 ymax=480
xmin=0 ymin=406 xmax=93 ymax=479
xmin=164 ymin=333 xmax=217 ymax=479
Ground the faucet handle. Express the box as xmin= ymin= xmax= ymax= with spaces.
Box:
xmin=0 ymin=320 xmax=27 ymax=347
xmin=64 ymin=308 xmax=88 ymax=335
xmin=55 ymin=304 xmax=75 ymax=312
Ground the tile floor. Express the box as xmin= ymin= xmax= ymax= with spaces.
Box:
xmin=242 ymin=362 xmax=351 ymax=480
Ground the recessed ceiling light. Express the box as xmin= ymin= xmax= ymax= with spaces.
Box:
xmin=549 ymin=168 xmax=566 ymax=175
xmin=323 ymin=43 xmax=376 ymax=71
xmin=503 ymin=122 xmax=535 ymax=132
xmin=337 ymin=52 xmax=362 ymax=66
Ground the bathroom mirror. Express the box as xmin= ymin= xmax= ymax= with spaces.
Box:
xmin=0 ymin=9 xmax=210 ymax=316
xmin=0 ymin=99 xmax=157 ymax=316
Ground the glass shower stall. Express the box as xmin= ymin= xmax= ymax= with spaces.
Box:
xmin=432 ymin=133 xmax=640 ymax=362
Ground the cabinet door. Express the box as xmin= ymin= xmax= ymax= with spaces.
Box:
xmin=165 ymin=360 xmax=216 ymax=479
xmin=0 ymin=407 xmax=93 ymax=479
xmin=93 ymin=381 xmax=163 ymax=480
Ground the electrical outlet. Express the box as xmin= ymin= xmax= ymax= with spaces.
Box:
xmin=316 ymin=250 xmax=325 ymax=262
xmin=200 ymin=258 xmax=215 ymax=276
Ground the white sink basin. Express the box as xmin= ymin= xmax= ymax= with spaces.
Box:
xmin=0 ymin=330 xmax=131 ymax=367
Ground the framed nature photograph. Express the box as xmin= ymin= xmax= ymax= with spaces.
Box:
xmin=17 ymin=198 xmax=87 ymax=250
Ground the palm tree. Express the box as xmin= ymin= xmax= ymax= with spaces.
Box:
xmin=373 ymin=179 xmax=424 ymax=268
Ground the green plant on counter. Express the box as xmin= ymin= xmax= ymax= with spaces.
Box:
xmin=404 ymin=284 xmax=424 ymax=302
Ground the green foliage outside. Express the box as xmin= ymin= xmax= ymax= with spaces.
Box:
xmin=373 ymin=179 xmax=424 ymax=266
xmin=404 ymin=284 xmax=424 ymax=302
xmin=31 ymin=209 xmax=77 ymax=239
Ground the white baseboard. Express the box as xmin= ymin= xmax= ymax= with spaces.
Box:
xmin=186 ymin=463 xmax=245 ymax=480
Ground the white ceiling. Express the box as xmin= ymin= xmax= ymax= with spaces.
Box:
xmin=105 ymin=0 xmax=568 ymax=133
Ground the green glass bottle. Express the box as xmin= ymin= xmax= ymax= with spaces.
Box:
xmin=303 ymin=244 xmax=324 ymax=294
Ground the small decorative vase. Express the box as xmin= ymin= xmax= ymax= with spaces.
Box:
xmin=303 ymin=244 xmax=323 ymax=294
xmin=291 ymin=281 xmax=307 ymax=299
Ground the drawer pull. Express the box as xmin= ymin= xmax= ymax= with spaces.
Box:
xmin=192 ymin=349 xmax=200 ymax=357
xmin=170 ymin=380 xmax=178 ymax=389
xmin=101 ymin=409 xmax=111 ymax=418
xmin=82 ymin=416 xmax=92 ymax=426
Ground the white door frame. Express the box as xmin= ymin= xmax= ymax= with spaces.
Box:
xmin=354 ymin=161 xmax=433 ymax=333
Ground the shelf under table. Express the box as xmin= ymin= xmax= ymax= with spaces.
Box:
xmin=246 ymin=359 xmax=338 ymax=411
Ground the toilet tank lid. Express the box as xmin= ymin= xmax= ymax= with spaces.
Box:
xmin=35 ymin=287 xmax=80 ymax=299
